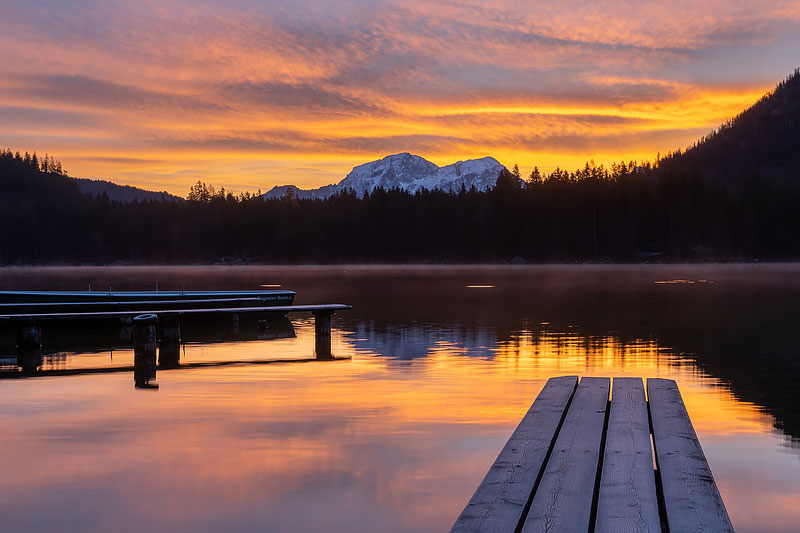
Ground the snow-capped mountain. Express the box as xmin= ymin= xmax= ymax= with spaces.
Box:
xmin=263 ymin=153 xmax=506 ymax=199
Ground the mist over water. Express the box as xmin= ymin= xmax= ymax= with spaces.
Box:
xmin=1 ymin=265 xmax=799 ymax=532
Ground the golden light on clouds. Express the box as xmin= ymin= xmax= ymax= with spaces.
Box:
xmin=1 ymin=0 xmax=799 ymax=194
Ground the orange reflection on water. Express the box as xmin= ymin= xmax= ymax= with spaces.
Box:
xmin=0 ymin=321 xmax=798 ymax=532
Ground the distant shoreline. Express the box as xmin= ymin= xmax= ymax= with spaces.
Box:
xmin=3 ymin=262 xmax=800 ymax=269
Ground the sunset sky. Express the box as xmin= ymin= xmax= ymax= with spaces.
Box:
xmin=1 ymin=0 xmax=799 ymax=195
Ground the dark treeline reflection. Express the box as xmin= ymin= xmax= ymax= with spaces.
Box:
xmin=2 ymin=265 xmax=799 ymax=443
xmin=333 ymin=267 xmax=800 ymax=441
xmin=316 ymin=264 xmax=797 ymax=445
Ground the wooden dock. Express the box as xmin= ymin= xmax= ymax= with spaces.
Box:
xmin=451 ymin=376 xmax=733 ymax=533
xmin=2 ymin=303 xmax=352 ymax=375
xmin=0 ymin=303 xmax=351 ymax=322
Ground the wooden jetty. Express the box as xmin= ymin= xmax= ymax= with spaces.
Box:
xmin=0 ymin=289 xmax=296 ymax=305
xmin=0 ymin=303 xmax=351 ymax=323
xmin=0 ymin=296 xmax=273 ymax=314
xmin=1 ymin=302 xmax=352 ymax=375
xmin=451 ymin=376 xmax=733 ymax=533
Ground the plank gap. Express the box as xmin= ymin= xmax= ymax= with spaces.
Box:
xmin=596 ymin=378 xmax=660 ymax=533
xmin=521 ymin=377 xmax=610 ymax=532
xmin=648 ymin=398 xmax=670 ymax=533
xmin=513 ymin=379 xmax=578 ymax=533
xmin=588 ymin=398 xmax=611 ymax=532
xmin=648 ymin=379 xmax=732 ymax=531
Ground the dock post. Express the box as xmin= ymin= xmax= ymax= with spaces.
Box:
xmin=16 ymin=320 xmax=42 ymax=373
xmin=229 ymin=312 xmax=240 ymax=336
xmin=312 ymin=310 xmax=333 ymax=359
xmin=257 ymin=318 xmax=269 ymax=340
xmin=158 ymin=314 xmax=181 ymax=368
xmin=133 ymin=314 xmax=158 ymax=389
xmin=119 ymin=316 xmax=133 ymax=343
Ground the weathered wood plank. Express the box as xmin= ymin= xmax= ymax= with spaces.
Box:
xmin=0 ymin=303 xmax=352 ymax=321
xmin=0 ymin=297 xmax=263 ymax=310
xmin=521 ymin=376 xmax=610 ymax=533
xmin=648 ymin=378 xmax=733 ymax=532
xmin=450 ymin=376 xmax=578 ymax=533
xmin=596 ymin=378 xmax=661 ymax=533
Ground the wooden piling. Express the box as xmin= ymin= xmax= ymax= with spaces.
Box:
xmin=119 ymin=316 xmax=133 ymax=343
xmin=229 ymin=312 xmax=240 ymax=335
xmin=133 ymin=314 xmax=158 ymax=388
xmin=16 ymin=320 xmax=42 ymax=373
xmin=1 ymin=303 xmax=352 ymax=363
xmin=158 ymin=314 xmax=180 ymax=368
xmin=312 ymin=309 xmax=333 ymax=359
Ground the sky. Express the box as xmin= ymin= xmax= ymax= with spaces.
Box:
xmin=1 ymin=0 xmax=799 ymax=195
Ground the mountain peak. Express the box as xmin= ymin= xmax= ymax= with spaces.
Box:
xmin=264 ymin=154 xmax=506 ymax=199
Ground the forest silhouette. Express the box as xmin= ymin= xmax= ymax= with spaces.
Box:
xmin=2 ymin=70 xmax=799 ymax=265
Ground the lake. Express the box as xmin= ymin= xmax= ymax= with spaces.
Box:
xmin=1 ymin=265 xmax=799 ymax=532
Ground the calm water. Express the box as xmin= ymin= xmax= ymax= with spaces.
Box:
xmin=1 ymin=265 xmax=799 ymax=532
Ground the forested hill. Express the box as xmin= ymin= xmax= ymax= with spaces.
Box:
xmin=1 ymin=150 xmax=82 ymax=200
xmin=73 ymin=178 xmax=178 ymax=203
xmin=658 ymin=68 xmax=800 ymax=181
xmin=0 ymin=150 xmax=178 ymax=203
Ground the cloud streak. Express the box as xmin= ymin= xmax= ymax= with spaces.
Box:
xmin=0 ymin=0 xmax=797 ymax=193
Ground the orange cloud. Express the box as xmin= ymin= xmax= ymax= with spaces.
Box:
xmin=0 ymin=0 xmax=797 ymax=194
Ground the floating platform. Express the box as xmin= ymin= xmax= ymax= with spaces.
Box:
xmin=451 ymin=376 xmax=733 ymax=533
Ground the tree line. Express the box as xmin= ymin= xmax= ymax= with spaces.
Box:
xmin=1 ymin=148 xmax=65 ymax=175
xmin=2 ymin=147 xmax=799 ymax=264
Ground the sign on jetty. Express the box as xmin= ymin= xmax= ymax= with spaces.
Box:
xmin=451 ymin=376 xmax=733 ymax=533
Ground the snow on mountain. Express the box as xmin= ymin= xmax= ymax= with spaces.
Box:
xmin=263 ymin=153 xmax=506 ymax=199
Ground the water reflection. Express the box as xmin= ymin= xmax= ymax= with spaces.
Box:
xmin=133 ymin=346 xmax=158 ymax=388
xmin=0 ymin=315 xmax=298 ymax=376
xmin=0 ymin=265 xmax=799 ymax=532
xmin=347 ymin=323 xmax=498 ymax=359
